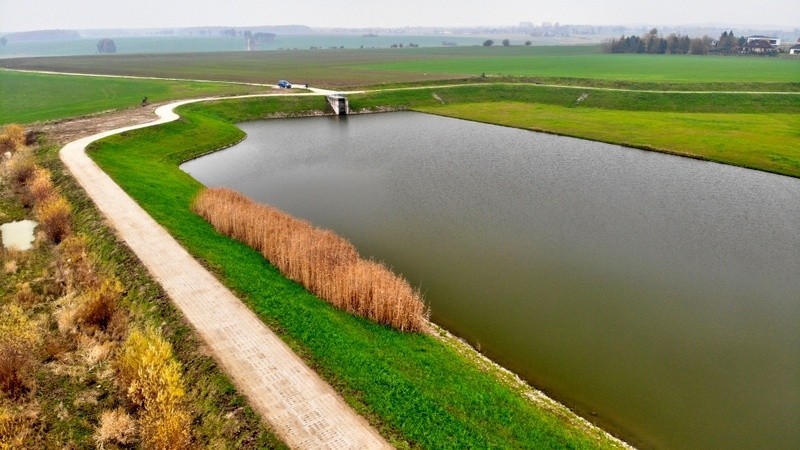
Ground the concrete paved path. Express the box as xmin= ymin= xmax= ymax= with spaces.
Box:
xmin=60 ymin=96 xmax=392 ymax=449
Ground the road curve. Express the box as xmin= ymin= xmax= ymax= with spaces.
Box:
xmin=60 ymin=95 xmax=392 ymax=450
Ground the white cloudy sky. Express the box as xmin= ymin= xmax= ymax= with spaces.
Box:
xmin=1 ymin=0 xmax=798 ymax=32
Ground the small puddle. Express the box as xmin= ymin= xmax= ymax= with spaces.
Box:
xmin=1 ymin=220 xmax=38 ymax=251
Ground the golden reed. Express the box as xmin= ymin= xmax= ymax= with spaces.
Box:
xmin=193 ymin=188 xmax=428 ymax=332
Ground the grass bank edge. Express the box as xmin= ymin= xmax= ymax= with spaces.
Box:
xmin=89 ymin=95 xmax=629 ymax=449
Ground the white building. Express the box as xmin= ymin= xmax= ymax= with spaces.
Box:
xmin=746 ymin=35 xmax=781 ymax=47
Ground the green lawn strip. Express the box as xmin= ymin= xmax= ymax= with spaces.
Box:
xmin=0 ymin=70 xmax=263 ymax=124
xmin=349 ymin=83 xmax=800 ymax=114
xmin=416 ymin=102 xmax=800 ymax=178
xmin=88 ymin=96 xmax=620 ymax=449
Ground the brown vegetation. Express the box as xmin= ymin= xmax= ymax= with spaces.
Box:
xmin=6 ymin=148 xmax=36 ymax=188
xmin=23 ymin=167 xmax=56 ymax=207
xmin=34 ymin=195 xmax=71 ymax=243
xmin=116 ymin=327 xmax=192 ymax=449
xmin=0 ymin=305 xmax=41 ymax=399
xmin=94 ymin=409 xmax=137 ymax=447
xmin=193 ymin=187 xmax=428 ymax=332
xmin=0 ymin=124 xmax=26 ymax=154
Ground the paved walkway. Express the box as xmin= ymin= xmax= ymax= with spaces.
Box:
xmin=60 ymin=96 xmax=391 ymax=449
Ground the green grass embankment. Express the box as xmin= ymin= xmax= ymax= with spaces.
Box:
xmin=0 ymin=70 xmax=262 ymax=124
xmin=349 ymin=84 xmax=800 ymax=178
xmin=89 ymin=94 xmax=624 ymax=449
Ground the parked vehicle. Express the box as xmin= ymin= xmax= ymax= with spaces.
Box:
xmin=277 ymin=80 xmax=292 ymax=88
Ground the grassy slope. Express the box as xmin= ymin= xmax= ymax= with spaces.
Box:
xmin=89 ymin=95 xmax=621 ymax=449
xmin=0 ymin=70 xmax=262 ymax=124
xmin=419 ymin=102 xmax=800 ymax=178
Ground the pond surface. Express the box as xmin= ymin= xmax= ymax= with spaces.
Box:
xmin=181 ymin=112 xmax=800 ymax=449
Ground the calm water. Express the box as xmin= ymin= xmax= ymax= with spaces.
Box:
xmin=181 ymin=112 xmax=800 ymax=449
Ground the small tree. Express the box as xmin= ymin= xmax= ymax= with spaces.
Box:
xmin=502 ymin=39 xmax=511 ymax=47
xmin=482 ymin=39 xmax=494 ymax=47
xmin=525 ymin=40 xmax=532 ymax=46
xmin=97 ymin=38 xmax=116 ymax=54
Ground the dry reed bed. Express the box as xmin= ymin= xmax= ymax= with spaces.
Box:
xmin=193 ymin=188 xmax=428 ymax=332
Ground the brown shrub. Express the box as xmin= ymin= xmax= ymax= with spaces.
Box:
xmin=193 ymin=188 xmax=428 ymax=331
xmin=0 ymin=405 xmax=35 ymax=448
xmin=5 ymin=148 xmax=36 ymax=188
xmin=34 ymin=194 xmax=71 ymax=243
xmin=94 ymin=408 xmax=137 ymax=447
xmin=22 ymin=167 xmax=55 ymax=207
xmin=57 ymin=234 xmax=98 ymax=293
xmin=0 ymin=125 xmax=25 ymax=153
xmin=12 ymin=283 xmax=36 ymax=307
xmin=0 ymin=305 xmax=41 ymax=398
xmin=74 ymin=276 xmax=121 ymax=330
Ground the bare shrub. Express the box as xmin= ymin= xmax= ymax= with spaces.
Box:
xmin=193 ymin=188 xmax=428 ymax=331
xmin=12 ymin=282 xmax=36 ymax=307
xmin=57 ymin=234 xmax=97 ymax=293
xmin=94 ymin=408 xmax=137 ymax=447
xmin=23 ymin=167 xmax=55 ymax=207
xmin=6 ymin=148 xmax=36 ymax=189
xmin=0 ymin=125 xmax=25 ymax=153
xmin=0 ymin=305 xmax=41 ymax=398
xmin=34 ymin=194 xmax=72 ymax=243
xmin=74 ymin=276 xmax=121 ymax=330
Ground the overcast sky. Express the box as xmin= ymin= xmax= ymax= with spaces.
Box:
xmin=1 ymin=0 xmax=798 ymax=32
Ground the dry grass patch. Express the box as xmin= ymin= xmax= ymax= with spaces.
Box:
xmin=194 ymin=187 xmax=428 ymax=331
xmin=5 ymin=149 xmax=35 ymax=189
xmin=34 ymin=194 xmax=71 ymax=243
xmin=57 ymin=234 xmax=97 ymax=293
xmin=94 ymin=408 xmax=137 ymax=447
xmin=11 ymin=283 xmax=36 ymax=307
xmin=0 ymin=305 xmax=41 ymax=399
xmin=73 ymin=276 xmax=121 ymax=331
xmin=22 ymin=167 xmax=55 ymax=207
xmin=0 ymin=404 xmax=36 ymax=449
xmin=0 ymin=125 xmax=26 ymax=154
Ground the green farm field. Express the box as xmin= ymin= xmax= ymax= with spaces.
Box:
xmin=0 ymin=70 xmax=264 ymax=124
xmin=2 ymin=45 xmax=798 ymax=89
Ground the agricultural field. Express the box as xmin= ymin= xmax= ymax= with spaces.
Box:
xmin=0 ymin=70 xmax=264 ymax=124
xmin=2 ymin=45 xmax=798 ymax=90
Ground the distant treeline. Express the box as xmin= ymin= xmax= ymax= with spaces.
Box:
xmin=2 ymin=29 xmax=81 ymax=42
xmin=606 ymin=29 xmax=746 ymax=55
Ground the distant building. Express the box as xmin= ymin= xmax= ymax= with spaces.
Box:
xmin=744 ymin=40 xmax=777 ymax=54
xmin=746 ymin=35 xmax=781 ymax=47
xmin=790 ymin=44 xmax=800 ymax=55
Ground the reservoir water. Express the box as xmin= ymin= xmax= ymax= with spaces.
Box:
xmin=181 ymin=112 xmax=800 ymax=449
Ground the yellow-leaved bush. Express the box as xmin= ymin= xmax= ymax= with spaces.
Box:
xmin=116 ymin=327 xmax=191 ymax=449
